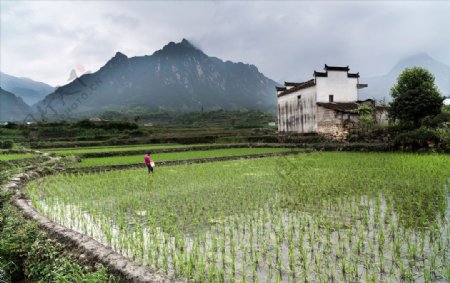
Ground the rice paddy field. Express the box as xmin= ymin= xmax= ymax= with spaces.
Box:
xmin=44 ymin=143 xmax=208 ymax=155
xmin=70 ymin=147 xmax=297 ymax=168
xmin=0 ymin=152 xmax=38 ymax=161
xmin=26 ymin=152 xmax=450 ymax=282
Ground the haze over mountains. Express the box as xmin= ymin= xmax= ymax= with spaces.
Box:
xmin=33 ymin=39 xmax=277 ymax=119
xmin=0 ymin=87 xmax=32 ymax=121
xmin=0 ymin=72 xmax=55 ymax=105
xmin=360 ymin=53 xmax=450 ymax=102
xmin=1 ymin=39 xmax=450 ymax=122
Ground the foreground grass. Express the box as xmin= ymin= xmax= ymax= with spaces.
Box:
xmin=0 ymin=198 xmax=116 ymax=282
xmin=71 ymin=147 xmax=296 ymax=168
xmin=27 ymin=152 xmax=450 ymax=282
xmin=0 ymin=158 xmax=118 ymax=282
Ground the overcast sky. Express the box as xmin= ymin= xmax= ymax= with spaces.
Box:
xmin=1 ymin=0 xmax=449 ymax=86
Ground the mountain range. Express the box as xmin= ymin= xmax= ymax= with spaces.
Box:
xmin=33 ymin=39 xmax=277 ymax=119
xmin=1 ymin=40 xmax=449 ymax=122
xmin=360 ymin=53 xmax=450 ymax=102
xmin=0 ymin=72 xmax=55 ymax=105
xmin=0 ymin=87 xmax=32 ymax=121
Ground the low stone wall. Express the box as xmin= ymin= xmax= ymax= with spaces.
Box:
xmin=14 ymin=196 xmax=175 ymax=282
xmin=2 ymin=154 xmax=179 ymax=283
xmin=311 ymin=142 xmax=392 ymax=152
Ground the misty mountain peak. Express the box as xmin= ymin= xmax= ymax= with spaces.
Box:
xmin=111 ymin=51 xmax=128 ymax=63
xmin=157 ymin=38 xmax=205 ymax=57
xmin=396 ymin=52 xmax=436 ymax=68
xmin=410 ymin=52 xmax=432 ymax=61
xmin=181 ymin=38 xmax=194 ymax=46
xmin=0 ymin=72 xmax=55 ymax=105
xmin=114 ymin=51 xmax=128 ymax=59
xmin=0 ymin=87 xmax=32 ymax=121
xmin=32 ymin=38 xmax=277 ymax=116
xmin=360 ymin=52 xmax=450 ymax=101
xmin=104 ymin=51 xmax=129 ymax=69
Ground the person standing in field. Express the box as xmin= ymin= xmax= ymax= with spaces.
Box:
xmin=144 ymin=151 xmax=153 ymax=174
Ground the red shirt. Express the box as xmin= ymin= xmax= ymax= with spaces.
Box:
xmin=144 ymin=154 xmax=151 ymax=165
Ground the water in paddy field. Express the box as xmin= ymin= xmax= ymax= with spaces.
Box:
xmin=31 ymin=191 xmax=450 ymax=282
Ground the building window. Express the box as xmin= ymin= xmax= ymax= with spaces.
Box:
xmin=329 ymin=95 xmax=334 ymax=102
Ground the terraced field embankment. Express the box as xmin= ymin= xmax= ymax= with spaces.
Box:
xmin=1 ymin=151 xmax=175 ymax=282
xmin=67 ymin=149 xmax=308 ymax=173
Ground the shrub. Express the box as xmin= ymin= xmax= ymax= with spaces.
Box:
xmin=436 ymin=128 xmax=450 ymax=153
xmin=3 ymin=122 xmax=18 ymax=129
xmin=393 ymin=128 xmax=441 ymax=151
xmin=422 ymin=112 xmax=450 ymax=128
xmin=74 ymin=120 xmax=138 ymax=131
xmin=0 ymin=140 xmax=15 ymax=149
xmin=128 ymin=129 xmax=145 ymax=137
xmin=0 ymin=194 xmax=116 ymax=282
xmin=358 ymin=104 xmax=376 ymax=130
xmin=25 ymin=238 xmax=112 ymax=282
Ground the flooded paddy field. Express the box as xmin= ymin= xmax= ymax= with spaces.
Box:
xmin=26 ymin=152 xmax=450 ymax=282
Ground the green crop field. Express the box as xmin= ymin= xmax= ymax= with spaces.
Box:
xmin=43 ymin=143 xmax=194 ymax=155
xmin=0 ymin=153 xmax=38 ymax=161
xmin=70 ymin=147 xmax=296 ymax=168
xmin=26 ymin=152 xmax=450 ymax=282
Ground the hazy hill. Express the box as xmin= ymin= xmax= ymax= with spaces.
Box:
xmin=0 ymin=72 xmax=55 ymax=105
xmin=360 ymin=53 xmax=450 ymax=102
xmin=0 ymin=87 xmax=32 ymax=121
xmin=34 ymin=39 xmax=277 ymax=118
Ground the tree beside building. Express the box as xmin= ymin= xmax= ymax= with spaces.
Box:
xmin=389 ymin=67 xmax=444 ymax=128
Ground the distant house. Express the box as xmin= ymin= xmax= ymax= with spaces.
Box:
xmin=276 ymin=65 xmax=387 ymax=140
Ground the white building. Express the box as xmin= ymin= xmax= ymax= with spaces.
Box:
xmin=277 ymin=65 xmax=376 ymax=139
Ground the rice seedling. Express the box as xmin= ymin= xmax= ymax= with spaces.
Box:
xmin=25 ymin=152 xmax=450 ymax=282
xmin=0 ymin=152 xmax=38 ymax=161
xmin=71 ymin=147 xmax=298 ymax=168
xmin=43 ymin=143 xmax=190 ymax=155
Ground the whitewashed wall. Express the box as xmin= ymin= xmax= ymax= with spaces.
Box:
xmin=277 ymin=86 xmax=317 ymax=133
xmin=316 ymin=71 xmax=358 ymax=102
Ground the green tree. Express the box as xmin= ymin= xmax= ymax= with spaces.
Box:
xmin=357 ymin=104 xmax=375 ymax=129
xmin=389 ymin=67 xmax=444 ymax=127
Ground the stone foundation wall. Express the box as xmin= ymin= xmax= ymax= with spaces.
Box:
xmin=316 ymin=107 xmax=360 ymax=141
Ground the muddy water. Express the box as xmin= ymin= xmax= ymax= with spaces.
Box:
xmin=31 ymin=192 xmax=450 ymax=282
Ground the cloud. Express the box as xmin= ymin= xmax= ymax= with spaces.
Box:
xmin=0 ymin=1 xmax=449 ymax=86
xmin=104 ymin=13 xmax=140 ymax=29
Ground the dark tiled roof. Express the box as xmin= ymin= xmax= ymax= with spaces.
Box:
xmin=284 ymin=82 xmax=306 ymax=87
xmin=277 ymin=79 xmax=315 ymax=97
xmin=357 ymin=83 xmax=368 ymax=89
xmin=313 ymin=71 xmax=327 ymax=77
xmin=348 ymin=72 xmax=360 ymax=78
xmin=324 ymin=64 xmax=350 ymax=71
xmin=314 ymin=68 xmax=360 ymax=78
xmin=317 ymin=100 xmax=375 ymax=113
xmin=317 ymin=102 xmax=360 ymax=113
xmin=276 ymin=86 xmax=287 ymax=91
xmin=357 ymin=99 xmax=375 ymax=104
